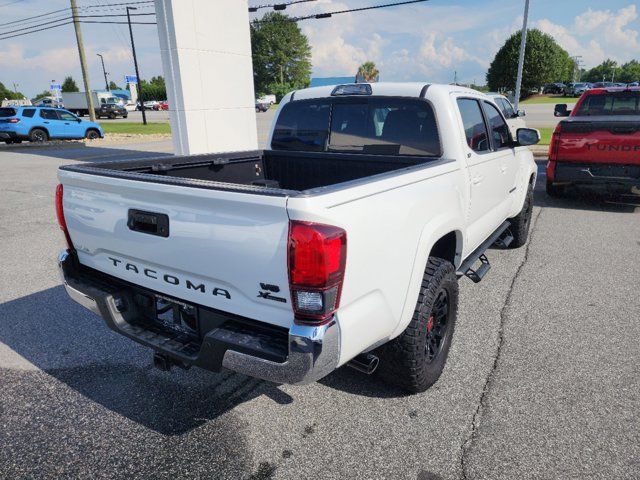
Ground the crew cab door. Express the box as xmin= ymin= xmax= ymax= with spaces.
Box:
xmin=481 ymin=100 xmax=520 ymax=215
xmin=39 ymin=108 xmax=65 ymax=137
xmin=456 ymin=97 xmax=505 ymax=250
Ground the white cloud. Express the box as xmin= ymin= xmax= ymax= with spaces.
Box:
xmin=536 ymin=5 xmax=639 ymax=67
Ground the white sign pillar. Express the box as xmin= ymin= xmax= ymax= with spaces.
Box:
xmin=154 ymin=0 xmax=258 ymax=155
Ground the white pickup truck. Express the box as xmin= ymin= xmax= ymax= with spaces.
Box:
xmin=57 ymin=83 xmax=539 ymax=393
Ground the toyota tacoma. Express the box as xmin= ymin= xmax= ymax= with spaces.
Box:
xmin=57 ymin=83 xmax=539 ymax=393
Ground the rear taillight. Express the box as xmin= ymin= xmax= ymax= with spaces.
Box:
xmin=288 ymin=221 xmax=347 ymax=325
xmin=55 ymin=184 xmax=74 ymax=250
xmin=546 ymin=160 xmax=556 ymax=182
xmin=548 ymin=123 xmax=562 ymax=162
xmin=8 ymin=118 xmax=20 ymax=123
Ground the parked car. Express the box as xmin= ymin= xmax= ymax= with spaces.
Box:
xmin=543 ymin=83 xmax=566 ymax=94
xmin=0 ymin=106 xmax=103 ymax=143
xmin=590 ymin=82 xmax=615 ymax=89
xmin=143 ymin=100 xmax=160 ymax=111
xmin=56 ymin=82 xmax=540 ymax=393
xmin=255 ymin=102 xmax=269 ymax=112
xmin=158 ymin=101 xmax=169 ymax=111
xmin=257 ymin=94 xmax=276 ymax=105
xmin=485 ymin=92 xmax=527 ymax=138
xmin=565 ymin=82 xmax=590 ymax=97
xmin=628 ymin=82 xmax=639 ymax=87
xmin=549 ymin=86 xmax=640 ymax=196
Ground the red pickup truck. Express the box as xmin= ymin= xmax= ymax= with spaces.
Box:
xmin=547 ymin=87 xmax=640 ymax=196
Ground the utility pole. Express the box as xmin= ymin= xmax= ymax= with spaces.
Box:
xmin=97 ymin=54 xmax=109 ymax=90
xmin=513 ymin=0 xmax=530 ymax=111
xmin=612 ymin=67 xmax=617 ymax=83
xmin=70 ymin=0 xmax=96 ymax=121
xmin=127 ymin=6 xmax=146 ymax=125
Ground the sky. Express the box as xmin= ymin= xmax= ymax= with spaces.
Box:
xmin=0 ymin=0 xmax=639 ymax=97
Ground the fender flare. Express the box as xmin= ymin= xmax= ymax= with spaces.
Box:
xmin=390 ymin=214 xmax=465 ymax=339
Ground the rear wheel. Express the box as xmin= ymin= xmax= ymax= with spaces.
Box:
xmin=546 ymin=180 xmax=566 ymax=198
xmin=509 ymin=182 xmax=534 ymax=248
xmin=377 ymin=257 xmax=458 ymax=393
xmin=108 ymin=112 xmax=116 ymax=119
xmin=29 ymin=128 xmax=48 ymax=142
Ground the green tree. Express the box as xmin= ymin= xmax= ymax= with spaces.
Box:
xmin=619 ymin=60 xmax=640 ymax=83
xmin=357 ymin=61 xmax=380 ymax=82
xmin=108 ymin=81 xmax=122 ymax=90
xmin=251 ymin=12 xmax=312 ymax=99
xmin=61 ymin=76 xmax=79 ymax=92
xmin=0 ymin=81 xmax=24 ymax=100
xmin=487 ymin=29 xmax=573 ymax=97
xmin=581 ymin=59 xmax=618 ymax=82
xmin=139 ymin=77 xmax=167 ymax=101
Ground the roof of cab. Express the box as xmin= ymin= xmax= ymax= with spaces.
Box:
xmin=289 ymin=82 xmax=483 ymax=101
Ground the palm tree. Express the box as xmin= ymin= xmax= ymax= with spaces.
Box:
xmin=357 ymin=62 xmax=380 ymax=83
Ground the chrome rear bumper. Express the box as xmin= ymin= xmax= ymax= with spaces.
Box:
xmin=58 ymin=249 xmax=340 ymax=385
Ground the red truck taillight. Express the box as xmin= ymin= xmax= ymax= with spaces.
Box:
xmin=288 ymin=221 xmax=347 ymax=325
xmin=55 ymin=184 xmax=74 ymax=250
xmin=548 ymin=123 xmax=562 ymax=162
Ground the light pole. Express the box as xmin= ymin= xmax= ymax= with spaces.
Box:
xmin=97 ymin=54 xmax=109 ymax=90
xmin=126 ymin=6 xmax=146 ymax=125
xmin=513 ymin=0 xmax=530 ymax=111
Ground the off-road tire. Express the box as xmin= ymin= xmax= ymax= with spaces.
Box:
xmin=546 ymin=180 xmax=565 ymax=198
xmin=108 ymin=112 xmax=116 ymax=119
xmin=29 ymin=128 xmax=48 ymax=142
xmin=509 ymin=182 xmax=534 ymax=248
xmin=377 ymin=257 xmax=458 ymax=393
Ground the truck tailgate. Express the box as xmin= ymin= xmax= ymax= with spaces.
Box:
xmin=555 ymin=116 xmax=640 ymax=165
xmin=59 ymin=170 xmax=293 ymax=328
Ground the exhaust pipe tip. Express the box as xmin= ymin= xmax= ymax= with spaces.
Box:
xmin=347 ymin=353 xmax=379 ymax=375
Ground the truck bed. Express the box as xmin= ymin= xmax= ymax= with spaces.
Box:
xmin=60 ymin=149 xmax=435 ymax=195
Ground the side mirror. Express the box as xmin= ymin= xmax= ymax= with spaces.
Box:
xmin=554 ymin=104 xmax=571 ymax=117
xmin=76 ymin=118 xmax=82 ymax=123
xmin=516 ymin=128 xmax=540 ymax=146
xmin=517 ymin=109 xmax=526 ymax=117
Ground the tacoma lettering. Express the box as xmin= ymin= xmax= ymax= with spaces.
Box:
xmin=105 ymin=257 xmax=231 ymax=299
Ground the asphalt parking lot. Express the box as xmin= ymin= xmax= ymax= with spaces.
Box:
xmin=1 ymin=136 xmax=638 ymax=479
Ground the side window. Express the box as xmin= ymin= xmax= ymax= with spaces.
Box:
xmin=22 ymin=108 xmax=36 ymax=118
xmin=498 ymin=98 xmax=515 ymax=118
xmin=40 ymin=109 xmax=59 ymax=120
xmin=457 ymin=98 xmax=490 ymax=153
xmin=58 ymin=111 xmax=77 ymax=121
xmin=483 ymin=102 xmax=511 ymax=149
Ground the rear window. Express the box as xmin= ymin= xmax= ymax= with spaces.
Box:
xmin=22 ymin=108 xmax=35 ymax=118
xmin=575 ymin=92 xmax=640 ymax=116
xmin=272 ymin=98 xmax=441 ymax=156
xmin=0 ymin=108 xmax=16 ymax=118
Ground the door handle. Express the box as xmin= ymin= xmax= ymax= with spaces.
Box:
xmin=500 ymin=165 xmax=507 ymax=173
xmin=472 ymin=175 xmax=483 ymax=185
xmin=64 ymin=122 xmax=70 ymax=125
xmin=43 ymin=121 xmax=49 ymax=124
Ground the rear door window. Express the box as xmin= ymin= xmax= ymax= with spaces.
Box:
xmin=0 ymin=108 xmax=16 ymax=117
xmin=40 ymin=109 xmax=60 ymax=120
xmin=328 ymin=99 xmax=441 ymax=156
xmin=575 ymin=92 xmax=640 ymax=116
xmin=22 ymin=108 xmax=36 ymax=118
xmin=457 ymin=99 xmax=490 ymax=153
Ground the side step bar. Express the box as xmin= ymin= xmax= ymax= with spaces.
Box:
xmin=457 ymin=221 xmax=511 ymax=283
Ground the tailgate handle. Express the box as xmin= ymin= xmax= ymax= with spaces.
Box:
xmin=127 ymin=209 xmax=169 ymax=238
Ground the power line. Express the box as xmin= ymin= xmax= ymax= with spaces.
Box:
xmin=1 ymin=16 xmax=73 ymax=36
xmin=0 ymin=0 xmax=25 ymax=8
xmin=0 ymin=21 xmax=72 ymax=41
xmin=79 ymin=20 xmax=157 ymax=25
xmin=77 ymin=12 xmax=156 ymax=18
xmin=290 ymin=0 xmax=430 ymax=21
xmin=76 ymin=0 xmax=154 ymax=9
xmin=0 ymin=7 xmax=70 ymax=27
xmin=249 ymin=0 xmax=317 ymax=12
